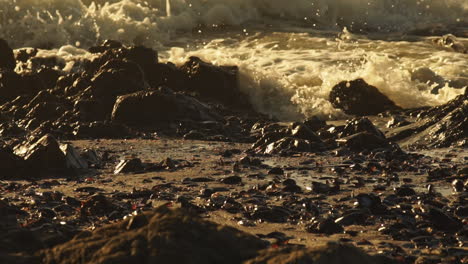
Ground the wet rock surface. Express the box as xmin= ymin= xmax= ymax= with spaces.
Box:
xmin=329 ymin=79 xmax=401 ymax=116
xmin=0 ymin=39 xmax=467 ymax=263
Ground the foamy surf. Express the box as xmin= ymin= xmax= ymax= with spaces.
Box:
xmin=1 ymin=0 xmax=467 ymax=120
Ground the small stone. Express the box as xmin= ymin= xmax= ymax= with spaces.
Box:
xmin=220 ymin=175 xmax=242 ymax=185
xmin=114 ymin=158 xmax=144 ymax=174
xmin=268 ymin=167 xmax=284 ymax=175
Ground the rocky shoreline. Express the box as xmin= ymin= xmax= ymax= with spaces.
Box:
xmin=0 ymin=39 xmax=467 ymax=263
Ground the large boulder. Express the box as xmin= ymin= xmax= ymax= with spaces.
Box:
xmin=329 ymin=79 xmax=401 ymax=116
xmin=89 ymin=59 xmax=147 ymax=99
xmin=0 ymin=39 xmax=16 ymax=70
xmin=111 ymin=88 xmax=220 ymax=126
xmin=41 ymin=206 xmax=267 ymax=264
xmin=180 ymin=56 xmax=248 ymax=106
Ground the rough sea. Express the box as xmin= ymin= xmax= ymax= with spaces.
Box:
xmin=1 ymin=0 xmax=467 ymax=120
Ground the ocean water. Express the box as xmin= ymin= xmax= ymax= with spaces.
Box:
xmin=1 ymin=0 xmax=467 ymax=120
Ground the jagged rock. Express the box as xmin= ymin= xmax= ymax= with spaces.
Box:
xmin=88 ymin=39 xmax=123 ymax=54
xmin=290 ymin=123 xmax=321 ymax=141
xmin=180 ymin=56 xmax=248 ymax=106
xmin=420 ymin=96 xmax=467 ymax=147
xmin=329 ymin=79 xmax=401 ymax=116
xmin=146 ymin=62 xmax=186 ymax=90
xmin=73 ymin=98 xmax=108 ymax=122
xmin=41 ymin=207 xmax=267 ymax=264
xmin=114 ymin=158 xmax=144 ymax=174
xmin=0 ymin=39 xmax=16 ymax=70
xmin=264 ymin=137 xmax=317 ymax=154
xmin=392 ymin=94 xmax=468 ymax=148
xmin=422 ymin=206 xmax=463 ymax=232
xmin=386 ymin=115 xmax=410 ymax=128
xmin=90 ymin=59 xmax=147 ymax=99
xmin=340 ymin=118 xmax=385 ymax=138
xmin=249 ymin=206 xmax=291 ymax=223
xmin=336 ymin=132 xmax=390 ymax=151
xmin=303 ymin=116 xmax=327 ymax=131
xmin=13 ymin=134 xmax=66 ymax=170
xmin=306 ymin=218 xmax=344 ymax=235
xmin=246 ymin=242 xmax=385 ymax=264
xmin=35 ymin=68 xmax=60 ymax=90
xmin=73 ymin=121 xmax=130 ymax=139
xmin=111 ymin=88 xmax=219 ymax=126
xmin=60 ymin=144 xmax=88 ymax=170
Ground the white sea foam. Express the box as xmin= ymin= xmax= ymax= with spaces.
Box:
xmin=1 ymin=0 xmax=467 ymax=120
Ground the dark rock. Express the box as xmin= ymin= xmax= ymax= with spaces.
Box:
xmin=147 ymin=62 xmax=186 ymax=91
xmin=427 ymin=167 xmax=452 ymax=181
xmin=303 ymin=116 xmax=327 ymax=131
xmin=394 ymin=94 xmax=468 ymax=148
xmin=340 ymin=118 xmax=385 ymax=139
xmin=311 ymin=181 xmax=333 ymax=194
xmin=356 ymin=193 xmax=381 ymax=209
xmin=282 ymin=183 xmax=302 ymax=193
xmin=80 ymin=194 xmax=115 ymax=216
xmin=452 ymin=179 xmax=464 ymax=192
xmin=329 ymin=78 xmax=401 ymax=116
xmin=336 ymin=132 xmax=390 ymax=151
xmin=13 ymin=134 xmax=66 ymax=170
xmin=111 ymin=88 xmax=219 ymax=126
xmin=88 ymin=40 xmax=123 ymax=53
xmin=263 ymin=137 xmax=322 ymax=154
xmin=307 ymin=218 xmax=344 ymax=235
xmin=246 ymin=242 xmax=382 ymax=264
xmin=290 ymin=123 xmax=321 ymax=141
xmin=0 ymin=70 xmax=26 ymax=102
xmin=220 ymin=175 xmax=242 ymax=185
xmin=114 ymin=158 xmax=144 ymax=174
xmin=423 ymin=206 xmax=462 ymax=232
xmin=387 ymin=115 xmax=410 ymax=128
xmin=73 ymin=121 xmax=130 ymax=139
xmin=395 ymin=186 xmax=417 ymax=197
xmin=60 ymin=144 xmax=88 ymax=169
xmin=180 ymin=56 xmax=248 ymax=106
xmin=250 ymin=206 xmax=291 ymax=223
xmin=421 ymin=95 xmax=468 ymax=147
xmin=42 ymin=207 xmax=267 ymax=264
xmin=73 ymin=98 xmax=109 ymax=122
xmin=183 ymin=130 xmax=204 ymax=140
xmin=454 ymin=206 xmax=468 ymax=218
xmin=0 ymin=147 xmax=25 ymax=177
xmin=90 ymin=59 xmax=146 ymax=99
xmin=36 ymin=68 xmax=60 ymax=90
xmin=335 ymin=211 xmax=368 ymax=226
xmin=0 ymin=39 xmax=16 ymax=70
xmin=268 ymin=167 xmax=284 ymax=175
